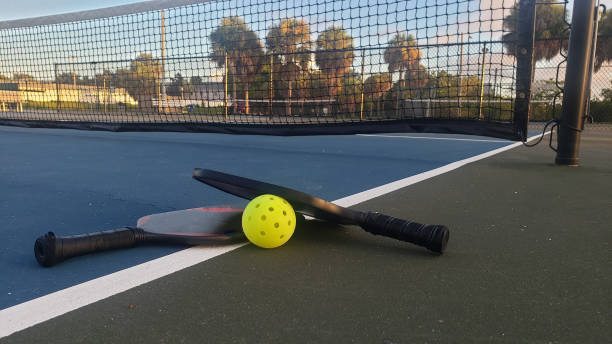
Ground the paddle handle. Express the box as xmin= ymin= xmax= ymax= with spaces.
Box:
xmin=361 ymin=212 xmax=449 ymax=253
xmin=34 ymin=228 xmax=144 ymax=267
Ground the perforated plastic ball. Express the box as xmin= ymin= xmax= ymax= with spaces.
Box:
xmin=242 ymin=194 xmax=296 ymax=248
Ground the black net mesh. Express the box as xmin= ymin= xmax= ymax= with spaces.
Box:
xmin=0 ymin=0 xmax=532 ymax=139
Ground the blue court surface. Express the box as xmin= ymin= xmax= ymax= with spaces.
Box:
xmin=0 ymin=125 xmax=513 ymax=309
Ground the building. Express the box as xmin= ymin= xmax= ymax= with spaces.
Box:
xmin=184 ymin=82 xmax=226 ymax=107
xmin=0 ymin=81 xmax=138 ymax=111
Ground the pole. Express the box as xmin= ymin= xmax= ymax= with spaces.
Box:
xmin=70 ymin=55 xmax=76 ymax=88
xmin=493 ymin=68 xmax=498 ymax=98
xmin=395 ymin=67 xmax=402 ymax=118
xmin=555 ymin=0 xmax=597 ymax=166
xmin=478 ymin=43 xmax=487 ymax=120
xmin=24 ymin=79 xmax=28 ymax=108
xmin=160 ymin=9 xmax=166 ymax=113
xmin=103 ymin=75 xmax=107 ymax=113
xmin=54 ymin=63 xmax=60 ymax=113
xmin=513 ymin=0 xmax=537 ymax=140
xmin=269 ymin=54 xmax=273 ymax=117
xmin=359 ymin=49 xmax=365 ymax=120
xmin=458 ymin=33 xmax=464 ymax=117
xmin=94 ymin=64 xmax=100 ymax=111
xmin=224 ymin=52 xmax=228 ymax=120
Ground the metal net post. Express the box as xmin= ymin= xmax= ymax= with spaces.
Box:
xmin=555 ymin=0 xmax=598 ymax=166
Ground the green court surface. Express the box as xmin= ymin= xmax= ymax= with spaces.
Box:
xmin=3 ymin=127 xmax=610 ymax=344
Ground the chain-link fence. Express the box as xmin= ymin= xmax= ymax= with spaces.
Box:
xmin=531 ymin=59 xmax=612 ymax=123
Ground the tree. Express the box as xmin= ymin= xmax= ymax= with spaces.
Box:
xmin=167 ymin=73 xmax=187 ymax=97
xmin=384 ymin=34 xmax=422 ymax=78
xmin=595 ymin=9 xmax=612 ymax=72
xmin=131 ymin=53 xmax=161 ymax=106
xmin=110 ymin=53 xmax=161 ymax=108
xmin=427 ymin=71 xmax=459 ymax=99
xmin=404 ymin=63 xmax=429 ymax=97
xmin=190 ymin=76 xmax=203 ymax=86
xmin=600 ymin=80 xmax=612 ymax=102
xmin=384 ymin=33 xmax=422 ymax=111
xmin=315 ymin=26 xmax=355 ymax=102
xmin=266 ymin=18 xmax=311 ymax=115
xmin=502 ymin=0 xmax=568 ymax=62
xmin=300 ymin=70 xmax=327 ymax=100
xmin=337 ymin=71 xmax=361 ymax=116
xmin=210 ymin=16 xmax=265 ymax=114
xmin=364 ymin=73 xmax=392 ymax=116
xmin=12 ymin=73 xmax=36 ymax=81
xmin=55 ymin=72 xmax=77 ymax=85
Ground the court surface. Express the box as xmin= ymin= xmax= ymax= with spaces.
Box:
xmin=1 ymin=125 xmax=610 ymax=343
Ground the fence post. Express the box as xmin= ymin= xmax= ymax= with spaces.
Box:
xmin=458 ymin=33 xmax=464 ymax=118
xmin=224 ymin=52 xmax=228 ymax=120
xmin=478 ymin=43 xmax=488 ymax=120
xmin=54 ymin=63 xmax=60 ymax=113
xmin=269 ymin=54 xmax=273 ymax=117
xmin=360 ymin=49 xmax=365 ymax=120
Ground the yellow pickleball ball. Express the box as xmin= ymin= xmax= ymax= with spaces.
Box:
xmin=242 ymin=194 xmax=296 ymax=248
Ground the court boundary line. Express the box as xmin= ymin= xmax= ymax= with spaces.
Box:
xmin=357 ymin=134 xmax=509 ymax=143
xmin=0 ymin=132 xmax=549 ymax=338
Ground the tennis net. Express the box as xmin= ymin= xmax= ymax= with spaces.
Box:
xmin=0 ymin=0 xmax=536 ymax=140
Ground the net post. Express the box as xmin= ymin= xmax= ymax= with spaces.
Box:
xmin=555 ymin=0 xmax=598 ymax=166
xmin=513 ymin=0 xmax=537 ymax=141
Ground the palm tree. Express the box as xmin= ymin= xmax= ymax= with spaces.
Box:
xmin=502 ymin=0 xmax=568 ymax=62
xmin=337 ymin=71 xmax=362 ymax=116
xmin=266 ymin=19 xmax=311 ymax=116
xmin=315 ymin=26 xmax=355 ymax=103
xmin=384 ymin=33 xmax=422 ymax=113
xmin=210 ymin=16 xmax=264 ymax=114
xmin=364 ymin=73 xmax=392 ymax=116
xmin=595 ymin=9 xmax=612 ymax=72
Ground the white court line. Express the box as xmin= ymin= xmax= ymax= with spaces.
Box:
xmin=358 ymin=134 xmax=509 ymax=143
xmin=0 ymin=244 xmax=247 ymax=338
xmin=0 ymin=131 xmax=549 ymax=338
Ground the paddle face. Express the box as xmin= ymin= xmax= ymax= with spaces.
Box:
xmin=193 ymin=168 xmax=358 ymax=225
xmin=34 ymin=205 xmax=245 ymax=267
xmin=137 ymin=206 xmax=244 ymax=237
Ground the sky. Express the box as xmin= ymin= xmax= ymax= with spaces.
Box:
xmin=0 ymin=0 xmax=144 ymax=21
xmin=2 ymin=0 xmax=612 ymax=21
xmin=1 ymin=0 xmax=610 ymax=97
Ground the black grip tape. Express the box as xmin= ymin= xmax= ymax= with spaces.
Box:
xmin=34 ymin=227 xmax=144 ymax=267
xmin=362 ymin=212 xmax=449 ymax=253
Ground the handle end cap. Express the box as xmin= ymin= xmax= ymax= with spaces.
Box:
xmin=35 ymin=232 xmax=59 ymax=267
xmin=427 ymin=226 xmax=449 ymax=254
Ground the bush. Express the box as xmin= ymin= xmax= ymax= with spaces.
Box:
xmin=588 ymin=101 xmax=612 ymax=123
